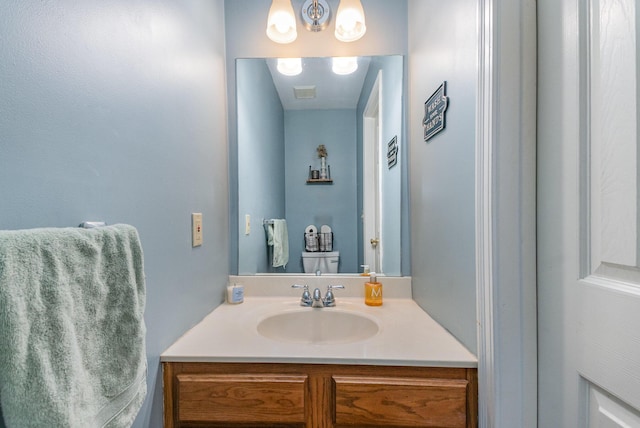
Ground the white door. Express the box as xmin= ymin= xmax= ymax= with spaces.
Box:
xmin=363 ymin=72 xmax=382 ymax=273
xmin=538 ymin=0 xmax=640 ymax=426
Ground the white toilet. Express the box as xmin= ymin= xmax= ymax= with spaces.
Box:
xmin=302 ymin=251 xmax=340 ymax=274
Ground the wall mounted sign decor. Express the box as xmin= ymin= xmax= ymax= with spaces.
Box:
xmin=387 ymin=136 xmax=398 ymax=169
xmin=423 ymin=81 xmax=449 ymax=141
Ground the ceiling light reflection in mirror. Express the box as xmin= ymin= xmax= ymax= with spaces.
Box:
xmin=277 ymin=58 xmax=303 ymax=76
xmin=332 ymin=57 xmax=358 ymax=75
xmin=277 ymin=57 xmax=359 ymax=77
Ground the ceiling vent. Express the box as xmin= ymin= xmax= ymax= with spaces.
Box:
xmin=293 ymin=85 xmax=317 ymax=99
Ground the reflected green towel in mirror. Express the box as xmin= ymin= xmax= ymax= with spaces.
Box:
xmin=267 ymin=219 xmax=289 ymax=268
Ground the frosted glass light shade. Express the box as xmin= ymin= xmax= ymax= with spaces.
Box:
xmin=332 ymin=57 xmax=358 ymax=75
xmin=277 ymin=58 xmax=303 ymax=76
xmin=335 ymin=0 xmax=366 ymax=42
xmin=266 ymin=0 xmax=297 ymax=44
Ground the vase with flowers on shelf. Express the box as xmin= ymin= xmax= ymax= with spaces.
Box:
xmin=317 ymin=144 xmax=329 ymax=179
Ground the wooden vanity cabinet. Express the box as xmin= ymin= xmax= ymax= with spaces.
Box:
xmin=163 ymin=362 xmax=478 ymax=428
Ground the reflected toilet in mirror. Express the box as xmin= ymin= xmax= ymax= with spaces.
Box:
xmin=302 ymin=251 xmax=340 ymax=273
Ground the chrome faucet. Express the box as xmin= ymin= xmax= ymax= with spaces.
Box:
xmin=291 ymin=284 xmax=312 ymax=306
xmin=323 ymin=285 xmax=344 ymax=307
xmin=311 ymin=287 xmax=324 ymax=308
xmin=293 ymin=284 xmax=344 ymax=308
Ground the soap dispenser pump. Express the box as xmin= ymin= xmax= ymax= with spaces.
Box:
xmin=360 ymin=264 xmax=370 ymax=276
xmin=364 ymin=272 xmax=382 ymax=306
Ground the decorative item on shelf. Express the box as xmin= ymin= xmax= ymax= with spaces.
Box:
xmin=309 ymin=167 xmax=320 ymax=180
xmin=307 ymin=144 xmax=332 ymax=183
xmin=318 ymin=144 xmax=328 ymax=179
xmin=317 ymin=144 xmax=327 ymax=157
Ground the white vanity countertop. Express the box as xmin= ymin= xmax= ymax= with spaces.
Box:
xmin=161 ymin=293 xmax=477 ymax=368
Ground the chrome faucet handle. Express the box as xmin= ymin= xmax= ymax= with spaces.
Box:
xmin=292 ymin=284 xmax=312 ymax=307
xmin=323 ymin=285 xmax=344 ymax=307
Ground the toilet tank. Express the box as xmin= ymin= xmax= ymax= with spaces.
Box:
xmin=302 ymin=251 xmax=340 ymax=274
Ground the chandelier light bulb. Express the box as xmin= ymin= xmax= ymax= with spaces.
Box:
xmin=266 ymin=0 xmax=297 ymax=44
xmin=335 ymin=0 xmax=366 ymax=42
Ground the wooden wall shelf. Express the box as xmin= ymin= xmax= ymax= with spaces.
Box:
xmin=306 ymin=179 xmax=333 ymax=184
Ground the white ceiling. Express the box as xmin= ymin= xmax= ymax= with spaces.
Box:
xmin=265 ymin=56 xmax=371 ymax=110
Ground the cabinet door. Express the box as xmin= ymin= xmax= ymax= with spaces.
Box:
xmin=176 ymin=373 xmax=307 ymax=426
xmin=333 ymin=376 xmax=468 ymax=427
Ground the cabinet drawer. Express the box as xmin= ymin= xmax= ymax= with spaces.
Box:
xmin=177 ymin=373 xmax=307 ymax=424
xmin=333 ymin=376 xmax=468 ymax=427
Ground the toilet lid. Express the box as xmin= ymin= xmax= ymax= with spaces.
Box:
xmin=302 ymin=251 xmax=339 ymax=257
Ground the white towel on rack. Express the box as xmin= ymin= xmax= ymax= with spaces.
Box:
xmin=267 ymin=219 xmax=289 ymax=268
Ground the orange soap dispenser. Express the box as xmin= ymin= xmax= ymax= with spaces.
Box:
xmin=364 ymin=272 xmax=383 ymax=306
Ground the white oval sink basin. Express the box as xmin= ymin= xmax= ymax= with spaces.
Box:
xmin=257 ymin=310 xmax=379 ymax=345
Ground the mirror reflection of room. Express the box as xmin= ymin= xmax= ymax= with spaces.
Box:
xmin=236 ymin=55 xmax=404 ymax=275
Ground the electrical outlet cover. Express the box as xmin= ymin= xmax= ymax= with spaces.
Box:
xmin=192 ymin=213 xmax=203 ymax=247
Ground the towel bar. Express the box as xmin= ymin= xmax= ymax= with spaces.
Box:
xmin=79 ymin=221 xmax=107 ymax=229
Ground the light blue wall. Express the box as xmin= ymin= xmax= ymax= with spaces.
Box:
xmin=0 ymin=1 xmax=228 ymax=426
xmin=285 ymin=110 xmax=358 ymax=273
xmin=408 ymin=0 xmax=478 ymax=354
xmin=237 ymin=59 xmax=286 ymax=274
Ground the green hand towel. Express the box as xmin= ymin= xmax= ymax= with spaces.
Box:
xmin=0 ymin=224 xmax=147 ymax=428
xmin=270 ymin=219 xmax=289 ymax=268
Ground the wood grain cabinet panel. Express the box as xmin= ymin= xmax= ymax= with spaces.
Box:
xmin=333 ymin=376 xmax=468 ymax=427
xmin=177 ymin=373 xmax=307 ymax=425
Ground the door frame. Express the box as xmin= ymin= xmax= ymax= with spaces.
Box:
xmin=363 ymin=71 xmax=382 ymax=273
xmin=475 ymin=0 xmax=538 ymax=427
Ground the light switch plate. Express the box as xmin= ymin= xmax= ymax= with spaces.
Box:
xmin=192 ymin=213 xmax=203 ymax=247
xmin=245 ymin=214 xmax=251 ymax=235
